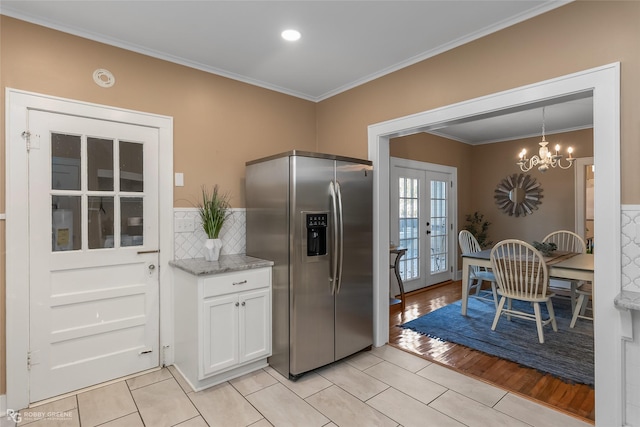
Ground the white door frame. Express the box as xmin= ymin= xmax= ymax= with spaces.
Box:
xmin=575 ymin=156 xmax=594 ymax=240
xmin=369 ymin=63 xmax=621 ymax=425
xmin=5 ymin=88 xmax=174 ymax=410
xmin=389 ymin=157 xmax=457 ymax=289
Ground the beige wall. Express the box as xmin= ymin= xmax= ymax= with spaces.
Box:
xmin=315 ymin=1 xmax=639 ymax=205
xmin=1 ymin=0 xmax=638 ymax=397
xmin=0 ymin=16 xmax=318 ymax=209
xmin=0 ymin=16 xmax=318 ymax=395
xmin=390 ymin=133 xmax=474 ymax=237
xmin=466 ymin=129 xmax=593 ymax=244
xmin=390 ymin=128 xmax=593 ymax=255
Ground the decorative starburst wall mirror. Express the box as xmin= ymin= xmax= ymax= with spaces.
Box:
xmin=494 ymin=173 xmax=543 ymax=217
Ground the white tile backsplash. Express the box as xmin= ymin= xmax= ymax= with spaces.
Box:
xmin=622 ymin=206 xmax=640 ymax=293
xmin=174 ymin=208 xmax=246 ymax=259
xmin=622 ymin=206 xmax=640 ymax=426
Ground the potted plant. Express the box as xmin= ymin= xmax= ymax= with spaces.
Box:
xmin=463 ymin=211 xmax=492 ymax=249
xmin=197 ymin=185 xmax=232 ymax=261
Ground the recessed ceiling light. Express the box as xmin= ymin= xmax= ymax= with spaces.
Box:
xmin=281 ymin=29 xmax=301 ymax=42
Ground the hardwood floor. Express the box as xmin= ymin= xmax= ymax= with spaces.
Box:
xmin=388 ymin=280 xmax=595 ymax=423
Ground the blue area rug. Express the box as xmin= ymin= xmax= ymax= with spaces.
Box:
xmin=399 ymin=294 xmax=594 ymax=385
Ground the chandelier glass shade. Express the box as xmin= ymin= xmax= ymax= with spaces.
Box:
xmin=516 ymin=107 xmax=575 ymax=172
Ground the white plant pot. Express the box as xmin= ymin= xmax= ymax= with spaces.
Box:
xmin=204 ymin=238 xmax=223 ymax=261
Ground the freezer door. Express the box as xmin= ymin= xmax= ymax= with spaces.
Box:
xmin=335 ymin=161 xmax=374 ymax=360
xmin=290 ymin=155 xmax=336 ymax=375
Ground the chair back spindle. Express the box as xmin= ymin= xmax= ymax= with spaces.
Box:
xmin=542 ymin=230 xmax=586 ymax=253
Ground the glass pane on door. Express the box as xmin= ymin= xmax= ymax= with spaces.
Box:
xmin=430 ymin=180 xmax=448 ymax=273
xmin=88 ymin=137 xmax=114 ymax=191
xmin=51 ymin=133 xmax=81 ymax=191
xmin=52 ymin=195 xmax=81 ymax=251
xmin=398 ymin=177 xmax=419 ymax=281
xmin=120 ymin=141 xmax=143 ymax=192
xmin=88 ymin=196 xmax=114 ymax=249
xmin=121 ymin=197 xmax=144 ymax=247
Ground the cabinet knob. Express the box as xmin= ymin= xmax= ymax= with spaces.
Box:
xmin=241 ymin=301 xmax=246 ymax=306
xmin=235 ymin=302 xmax=239 ymax=307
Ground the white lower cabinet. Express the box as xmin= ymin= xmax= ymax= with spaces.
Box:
xmin=173 ymin=266 xmax=272 ymax=391
xmin=202 ymin=287 xmax=270 ymax=377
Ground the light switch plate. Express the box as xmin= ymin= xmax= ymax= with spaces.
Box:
xmin=175 ymin=218 xmax=195 ymax=233
xmin=175 ymin=172 xmax=184 ymax=187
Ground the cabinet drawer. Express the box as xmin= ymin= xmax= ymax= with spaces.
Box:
xmin=202 ymin=268 xmax=270 ymax=298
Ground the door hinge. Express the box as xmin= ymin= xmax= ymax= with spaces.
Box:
xmin=21 ymin=130 xmax=40 ymax=151
xmin=22 ymin=130 xmax=31 ymax=152
xmin=27 ymin=350 xmax=40 ymax=370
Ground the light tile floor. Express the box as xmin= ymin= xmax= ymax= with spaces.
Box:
xmin=11 ymin=345 xmax=593 ymax=427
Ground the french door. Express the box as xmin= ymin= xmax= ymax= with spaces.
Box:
xmin=391 ymin=160 xmax=454 ymax=292
xmin=27 ymin=110 xmax=160 ymax=402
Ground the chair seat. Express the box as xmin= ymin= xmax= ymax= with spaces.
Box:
xmin=497 ymin=291 xmax=556 ymax=303
xmin=471 ymin=271 xmax=496 ymax=281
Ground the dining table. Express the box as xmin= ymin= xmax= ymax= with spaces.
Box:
xmin=461 ymin=248 xmax=594 ymax=316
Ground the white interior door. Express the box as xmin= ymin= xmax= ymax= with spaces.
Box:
xmin=391 ymin=162 xmax=453 ymax=292
xmin=27 ymin=110 xmax=160 ymax=402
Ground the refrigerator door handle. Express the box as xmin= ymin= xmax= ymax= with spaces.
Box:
xmin=335 ymin=180 xmax=344 ymax=293
xmin=329 ymin=181 xmax=339 ymax=295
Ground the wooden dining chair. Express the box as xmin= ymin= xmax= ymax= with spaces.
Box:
xmin=570 ymin=282 xmax=593 ymax=328
xmin=543 ymin=230 xmax=589 ymax=316
xmin=490 ymin=239 xmax=558 ymax=344
xmin=458 ymin=230 xmax=498 ymax=309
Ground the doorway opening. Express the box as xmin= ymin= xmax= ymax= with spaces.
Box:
xmin=369 ymin=63 xmax=621 ymax=425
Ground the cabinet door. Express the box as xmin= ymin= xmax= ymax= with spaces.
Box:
xmin=239 ymin=288 xmax=271 ymax=363
xmin=201 ymin=294 xmax=238 ymax=378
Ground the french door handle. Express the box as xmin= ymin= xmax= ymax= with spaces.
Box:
xmin=137 ymin=249 xmax=160 ymax=254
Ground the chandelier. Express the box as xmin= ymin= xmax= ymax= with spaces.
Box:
xmin=516 ymin=107 xmax=575 ymax=172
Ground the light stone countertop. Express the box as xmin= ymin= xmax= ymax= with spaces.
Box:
xmin=169 ymin=254 xmax=273 ymax=276
xmin=614 ymin=290 xmax=640 ymax=311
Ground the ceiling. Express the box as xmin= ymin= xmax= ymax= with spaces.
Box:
xmin=0 ymin=0 xmax=592 ymax=144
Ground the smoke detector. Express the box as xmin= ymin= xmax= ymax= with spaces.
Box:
xmin=93 ymin=69 xmax=115 ymax=88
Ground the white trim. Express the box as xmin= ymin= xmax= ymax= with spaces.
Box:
xmin=574 ymin=156 xmax=594 ymax=240
xmin=5 ymin=88 xmax=174 ymax=410
xmin=389 ymin=157 xmax=458 ymax=287
xmin=621 ymin=205 xmax=640 ymax=211
xmin=368 ymin=63 xmax=621 ymax=426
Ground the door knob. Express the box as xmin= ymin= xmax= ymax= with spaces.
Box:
xmin=148 ymin=264 xmax=156 ymax=271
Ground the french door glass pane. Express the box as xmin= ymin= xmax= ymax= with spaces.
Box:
xmin=430 ymin=180 xmax=447 ymax=273
xmin=52 ymin=195 xmax=81 ymax=251
xmin=398 ymin=177 xmax=419 ymax=281
xmin=88 ymin=138 xmax=114 ymax=191
xmin=51 ymin=133 xmax=81 ymax=191
xmin=88 ymin=196 xmax=114 ymax=249
xmin=120 ymin=141 xmax=143 ymax=192
xmin=121 ymin=197 xmax=143 ymax=247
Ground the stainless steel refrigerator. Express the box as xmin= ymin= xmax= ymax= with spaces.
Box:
xmin=245 ymin=151 xmax=373 ymax=379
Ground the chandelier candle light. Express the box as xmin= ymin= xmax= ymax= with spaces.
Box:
xmin=516 ymin=107 xmax=575 ymax=172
